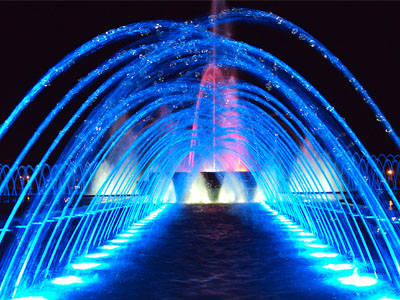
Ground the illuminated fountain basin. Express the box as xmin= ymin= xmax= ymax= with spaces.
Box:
xmin=0 ymin=8 xmax=399 ymax=299
xmin=15 ymin=204 xmax=399 ymax=300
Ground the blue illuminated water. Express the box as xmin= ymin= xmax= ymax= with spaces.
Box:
xmin=0 ymin=7 xmax=400 ymax=299
xmin=32 ymin=204 xmax=394 ymax=300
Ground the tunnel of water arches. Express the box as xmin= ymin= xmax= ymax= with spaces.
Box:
xmin=0 ymin=8 xmax=399 ymax=299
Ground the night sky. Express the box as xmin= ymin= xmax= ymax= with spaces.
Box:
xmin=0 ymin=1 xmax=399 ymax=164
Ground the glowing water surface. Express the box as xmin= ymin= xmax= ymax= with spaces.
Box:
xmin=31 ymin=204 xmax=398 ymax=300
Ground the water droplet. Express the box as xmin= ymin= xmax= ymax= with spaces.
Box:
xmin=326 ymin=105 xmax=334 ymax=112
xmin=376 ymin=114 xmax=385 ymax=122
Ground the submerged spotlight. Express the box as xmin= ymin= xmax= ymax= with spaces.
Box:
xmin=85 ymin=253 xmax=109 ymax=258
xmin=71 ymin=262 xmax=100 ymax=270
xmin=286 ymin=225 xmax=299 ymax=228
xmin=139 ymin=220 xmax=151 ymax=224
xmin=51 ymin=276 xmax=83 ymax=285
xmin=297 ymin=238 xmax=317 ymax=242
xmin=310 ymin=252 xmax=338 ymax=258
xmin=101 ymin=245 xmax=119 ymax=250
xmin=306 ymin=244 xmax=328 ymax=249
xmin=13 ymin=297 xmax=48 ymax=300
xmin=323 ymin=264 xmax=354 ymax=271
xmin=298 ymin=232 xmax=314 ymax=236
xmin=131 ymin=224 xmax=145 ymax=228
xmin=119 ymin=234 xmax=133 ymax=237
xmin=338 ymin=269 xmax=377 ymax=287
xmin=282 ymin=221 xmax=294 ymax=225
xmin=111 ymin=239 xmax=129 ymax=243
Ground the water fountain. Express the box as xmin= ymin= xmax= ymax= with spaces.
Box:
xmin=0 ymin=8 xmax=399 ymax=299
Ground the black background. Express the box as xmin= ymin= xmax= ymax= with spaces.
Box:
xmin=0 ymin=1 xmax=399 ymax=164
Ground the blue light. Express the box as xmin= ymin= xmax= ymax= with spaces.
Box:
xmin=323 ymin=264 xmax=354 ymax=271
xmin=338 ymin=269 xmax=377 ymax=287
xmin=85 ymin=253 xmax=109 ymax=258
xmin=306 ymin=244 xmax=328 ymax=249
xmin=138 ymin=220 xmax=150 ymax=224
xmin=297 ymin=238 xmax=317 ymax=242
xmin=51 ymin=276 xmax=83 ymax=285
xmin=119 ymin=234 xmax=133 ymax=237
xmin=310 ymin=252 xmax=338 ymax=258
xmin=111 ymin=239 xmax=129 ymax=244
xmin=13 ymin=297 xmax=48 ymax=300
xmin=286 ymin=225 xmax=299 ymax=228
xmin=101 ymin=245 xmax=119 ymax=250
xmin=298 ymin=232 xmax=314 ymax=236
xmin=131 ymin=224 xmax=146 ymax=228
xmin=71 ymin=262 xmax=100 ymax=270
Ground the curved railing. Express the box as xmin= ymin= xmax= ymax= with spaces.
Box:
xmin=351 ymin=154 xmax=400 ymax=192
xmin=0 ymin=163 xmax=88 ymax=198
xmin=1 ymin=154 xmax=398 ymax=199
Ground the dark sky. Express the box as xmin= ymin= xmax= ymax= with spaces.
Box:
xmin=0 ymin=1 xmax=399 ymax=164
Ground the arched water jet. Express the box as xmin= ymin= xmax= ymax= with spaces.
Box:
xmin=0 ymin=8 xmax=399 ymax=299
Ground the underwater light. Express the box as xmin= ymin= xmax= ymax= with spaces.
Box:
xmin=119 ymin=234 xmax=133 ymax=237
xmin=297 ymin=238 xmax=317 ymax=242
xmin=132 ymin=224 xmax=146 ymax=227
xmin=101 ymin=245 xmax=119 ymax=250
xmin=51 ymin=276 xmax=83 ymax=285
xmin=127 ymin=230 xmax=138 ymax=233
xmin=289 ymin=228 xmax=303 ymax=232
xmin=298 ymin=238 xmax=317 ymax=242
xmin=286 ymin=225 xmax=298 ymax=228
xmin=261 ymin=203 xmax=278 ymax=215
xmin=261 ymin=203 xmax=270 ymax=209
xmin=338 ymin=268 xmax=377 ymax=287
xmin=13 ymin=297 xmax=48 ymax=300
xmin=310 ymin=252 xmax=338 ymax=258
xmin=85 ymin=253 xmax=109 ymax=258
xmin=71 ymin=262 xmax=100 ymax=270
xmin=323 ymin=264 xmax=354 ymax=271
xmin=298 ymin=232 xmax=313 ymax=236
xmin=111 ymin=239 xmax=129 ymax=243
xmin=306 ymin=244 xmax=328 ymax=248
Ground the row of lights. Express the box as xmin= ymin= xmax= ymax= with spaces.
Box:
xmin=13 ymin=204 xmax=169 ymax=300
xmin=260 ymin=202 xmax=400 ymax=300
